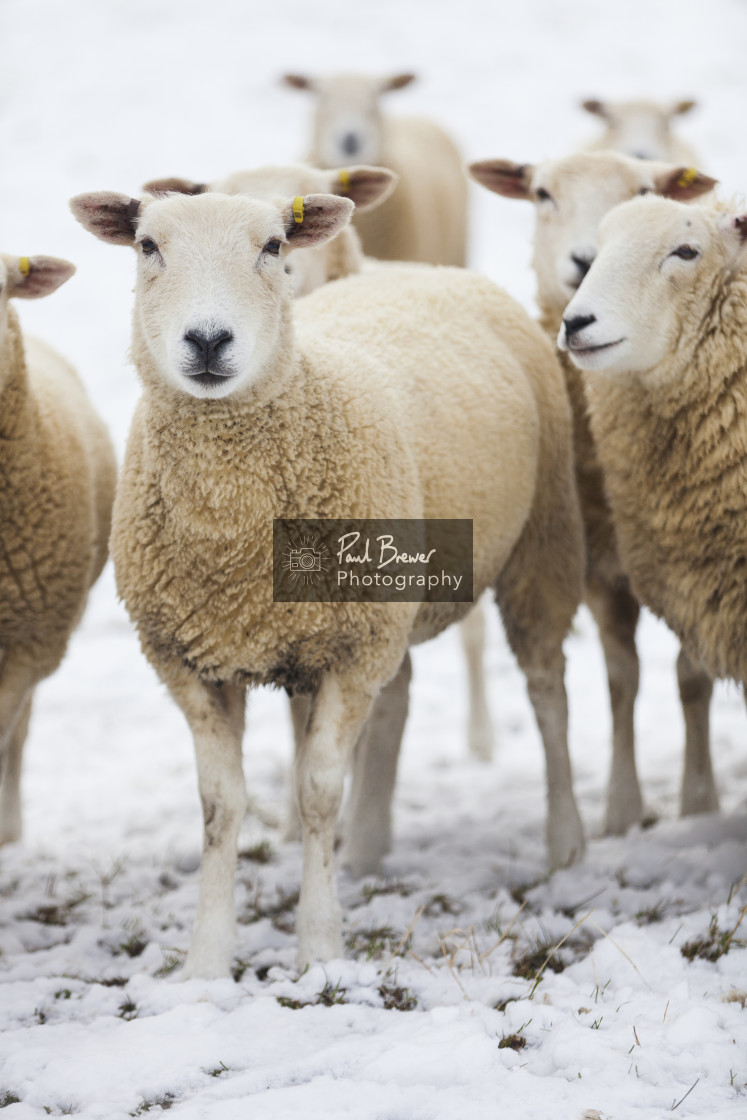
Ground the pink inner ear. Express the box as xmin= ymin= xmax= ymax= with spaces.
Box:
xmin=14 ymin=257 xmax=75 ymax=299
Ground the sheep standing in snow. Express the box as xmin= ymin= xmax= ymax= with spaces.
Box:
xmin=144 ymin=162 xmax=495 ymax=766
xmin=468 ymin=152 xmax=717 ymax=831
xmin=559 ymin=195 xmax=747 ymax=699
xmin=0 ymin=254 xmax=116 ymax=844
xmin=282 ymin=72 xmax=468 ymax=267
xmin=581 ymin=97 xmax=699 ymax=164
xmin=71 ymin=186 xmax=584 ymax=977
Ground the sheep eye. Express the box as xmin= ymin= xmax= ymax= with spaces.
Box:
xmin=140 ymin=237 xmax=158 ymax=255
xmin=671 ymin=244 xmax=699 ymax=260
xmin=536 ymin=187 xmax=553 ymax=203
xmin=638 ymin=187 xmax=651 ymax=196
xmin=264 ymin=239 xmax=282 ymax=256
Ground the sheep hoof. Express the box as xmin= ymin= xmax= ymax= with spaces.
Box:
xmin=340 ymin=820 xmax=391 ymax=878
xmin=680 ymin=779 xmax=719 ymax=817
xmin=547 ymin=812 xmax=585 ymax=871
xmin=604 ymin=784 xmax=644 ymax=837
xmin=296 ymin=904 xmax=343 ymax=967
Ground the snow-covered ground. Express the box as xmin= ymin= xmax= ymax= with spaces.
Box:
xmin=1 ymin=1 xmax=746 ymax=1117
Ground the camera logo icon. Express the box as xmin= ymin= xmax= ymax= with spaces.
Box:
xmin=288 ymin=545 xmax=323 ymax=573
xmin=281 ymin=533 xmax=330 ymax=587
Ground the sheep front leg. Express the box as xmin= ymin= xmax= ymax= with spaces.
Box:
xmin=282 ymin=693 xmax=312 ymax=843
xmin=164 ymin=669 xmax=246 ymax=979
xmin=459 ymin=601 xmax=494 ymax=761
xmin=341 ymin=652 xmax=411 ymax=877
xmin=296 ymin=673 xmax=375 ymax=967
xmin=0 ymin=655 xmax=37 ymax=846
xmin=586 ymin=577 xmax=644 ymax=835
xmin=677 ymin=647 xmax=717 ymax=815
xmin=522 ymin=658 xmax=584 ymax=869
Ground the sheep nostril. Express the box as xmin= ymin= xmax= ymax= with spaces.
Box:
xmin=563 ymin=313 xmax=597 ymax=340
xmin=184 ymin=329 xmax=233 ymax=365
xmin=341 ymin=132 xmax=360 ymax=157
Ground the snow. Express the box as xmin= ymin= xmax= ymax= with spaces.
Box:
xmin=1 ymin=0 xmax=746 ymax=1116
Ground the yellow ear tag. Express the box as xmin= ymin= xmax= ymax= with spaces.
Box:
xmin=18 ymin=257 xmax=30 ymax=276
xmin=677 ymin=168 xmax=698 ymax=188
xmin=292 ymin=196 xmax=305 ymax=224
xmin=338 ymin=169 xmax=351 ymax=194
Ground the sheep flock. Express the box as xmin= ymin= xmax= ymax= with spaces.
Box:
xmin=2 ymin=70 xmax=745 ymax=997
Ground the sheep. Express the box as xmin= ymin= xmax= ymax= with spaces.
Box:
xmin=143 ymin=162 xmax=495 ymax=769
xmin=0 ymin=252 xmax=117 ymax=845
xmin=558 ymin=194 xmax=747 ymax=704
xmin=70 ymin=186 xmax=585 ymax=977
xmin=282 ymin=72 xmax=468 ymax=267
xmin=581 ymin=97 xmax=699 ymax=164
xmin=468 ymin=151 xmax=718 ymax=832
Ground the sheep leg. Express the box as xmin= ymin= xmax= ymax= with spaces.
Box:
xmin=496 ymin=562 xmax=585 ymax=869
xmin=677 ymin=646 xmax=717 ymax=815
xmin=459 ymin=601 xmax=494 ymax=761
xmin=340 ymin=652 xmax=412 ymax=877
xmin=282 ymin=693 xmax=312 ymax=842
xmin=586 ymin=578 xmax=643 ymax=835
xmin=296 ymin=673 xmax=375 ymax=966
xmin=0 ymin=657 xmax=37 ymax=846
xmin=164 ymin=670 xmax=246 ymax=980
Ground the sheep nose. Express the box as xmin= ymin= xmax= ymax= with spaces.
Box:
xmin=341 ymin=132 xmax=360 ymax=156
xmin=563 ymin=313 xmax=596 ymax=341
xmin=571 ymin=253 xmax=594 ymax=280
xmin=184 ymin=329 xmax=233 ymax=364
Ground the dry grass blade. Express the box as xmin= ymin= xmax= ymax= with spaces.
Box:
xmin=528 ymin=909 xmax=596 ymax=999
xmin=381 ymin=904 xmax=425 ymax=974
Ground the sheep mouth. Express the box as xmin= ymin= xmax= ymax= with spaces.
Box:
xmin=567 ymin=338 xmax=625 ymax=357
xmin=187 ymin=371 xmax=236 ymax=390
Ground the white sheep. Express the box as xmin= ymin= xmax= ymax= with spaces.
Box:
xmin=0 ymin=253 xmax=116 ymax=844
xmin=282 ymin=72 xmax=468 ymax=266
xmin=581 ymin=97 xmax=699 ymax=164
xmin=143 ymin=162 xmax=495 ymax=767
xmin=468 ymin=151 xmax=718 ymax=831
xmin=558 ymin=194 xmax=747 ymax=708
xmin=70 ymin=186 xmax=585 ymax=977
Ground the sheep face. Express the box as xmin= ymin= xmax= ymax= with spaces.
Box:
xmin=283 ymin=72 xmax=416 ymax=169
xmin=70 ymin=190 xmax=354 ymax=401
xmin=469 ymin=153 xmax=716 ymax=316
xmin=559 ymin=196 xmax=741 ymax=383
xmin=581 ymin=98 xmax=696 ymax=162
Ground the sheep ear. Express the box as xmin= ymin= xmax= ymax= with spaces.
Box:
xmin=282 ymin=73 xmax=316 ymax=92
xmin=7 ymin=255 xmax=75 ymax=300
xmin=283 ymin=194 xmax=354 ymax=247
xmin=581 ymin=98 xmax=609 ymax=119
xmin=330 ymin=166 xmax=398 ymax=212
xmin=380 ymin=73 xmax=416 ymax=93
xmin=69 ymin=192 xmax=142 ymax=246
xmin=468 ymin=159 xmax=534 ymax=201
xmin=653 ymin=165 xmax=717 ymax=201
xmin=671 ymin=98 xmax=697 ymax=117
xmin=143 ymin=176 xmax=207 ymax=197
